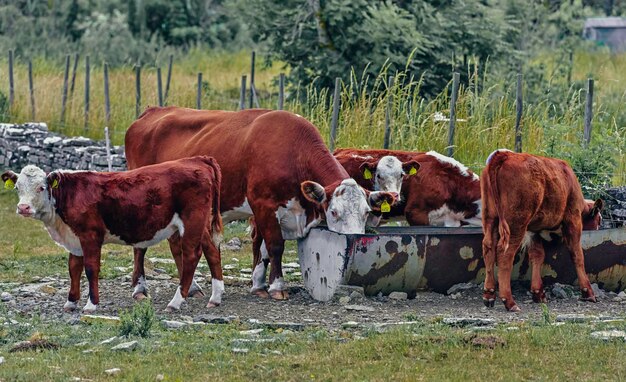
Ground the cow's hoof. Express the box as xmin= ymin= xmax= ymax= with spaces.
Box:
xmin=63 ymin=301 xmax=78 ymax=312
xmin=206 ymin=301 xmax=220 ymax=308
xmin=482 ymin=289 xmax=496 ymax=307
xmin=251 ymin=289 xmax=270 ymax=299
xmin=483 ymin=298 xmax=495 ymax=308
xmin=503 ymin=300 xmax=521 ymax=312
xmin=270 ymin=290 xmax=289 ymax=300
xmin=133 ymin=292 xmax=147 ymax=301
xmin=188 ymin=289 xmax=205 ymax=298
xmin=580 ymin=295 xmax=597 ymax=303
xmin=531 ymin=290 xmax=547 ymax=303
xmin=165 ymin=305 xmax=180 ymax=313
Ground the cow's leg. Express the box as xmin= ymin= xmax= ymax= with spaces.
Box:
xmin=252 ymin=208 xmax=287 ymax=300
xmin=80 ymin=239 xmax=102 ymax=313
xmin=528 ymin=235 xmax=547 ymax=303
xmin=497 ymin=230 xmax=525 ymax=312
xmin=481 ymin=217 xmax=498 ymax=307
xmin=250 ymin=220 xmax=270 ymax=298
xmin=132 ymin=248 xmax=148 ymax=300
xmin=64 ymin=253 xmax=83 ymax=312
xmin=562 ymin=218 xmax=596 ymax=302
xmin=202 ymin=229 xmax=224 ymax=308
xmin=405 ymin=209 xmax=430 ymax=226
xmin=168 ymin=233 xmax=204 ymax=298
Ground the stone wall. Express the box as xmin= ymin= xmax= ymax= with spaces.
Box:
xmin=0 ymin=123 xmax=126 ymax=172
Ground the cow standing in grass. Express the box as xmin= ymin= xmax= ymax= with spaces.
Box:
xmin=2 ymin=156 xmax=223 ymax=312
xmin=481 ymin=149 xmax=604 ymax=311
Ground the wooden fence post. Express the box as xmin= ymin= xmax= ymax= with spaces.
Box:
xmin=447 ymin=72 xmax=460 ymax=158
xmin=249 ymin=51 xmax=255 ymax=109
xmin=239 ymin=75 xmax=247 ymax=110
xmin=583 ymin=78 xmax=594 ymax=147
xmin=104 ymin=126 xmax=112 ymax=172
xmin=8 ymin=50 xmax=14 ymax=108
xmin=514 ymin=73 xmax=523 ymax=153
xmin=329 ymin=77 xmax=341 ymax=152
xmin=383 ymin=76 xmax=394 ymax=149
xmin=135 ymin=63 xmax=141 ymax=118
xmin=84 ymin=55 xmax=90 ymax=129
xmin=70 ymin=53 xmax=79 ymax=97
xmin=157 ymin=67 xmax=163 ymax=107
xmin=197 ymin=72 xmax=202 ymax=109
xmin=28 ymin=60 xmax=35 ymax=121
xmin=60 ymin=54 xmax=70 ymax=124
xmin=164 ymin=54 xmax=173 ymax=103
xmin=104 ymin=62 xmax=111 ymax=125
xmin=278 ymin=73 xmax=285 ymax=110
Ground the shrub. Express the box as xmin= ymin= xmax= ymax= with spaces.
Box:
xmin=119 ymin=300 xmax=155 ymax=338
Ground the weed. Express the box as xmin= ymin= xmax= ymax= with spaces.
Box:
xmin=119 ymin=300 xmax=155 ymax=338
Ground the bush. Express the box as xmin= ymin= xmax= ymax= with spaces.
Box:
xmin=119 ymin=300 xmax=155 ymax=338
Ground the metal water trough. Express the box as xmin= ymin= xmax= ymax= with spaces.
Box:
xmin=297 ymin=226 xmax=626 ymax=302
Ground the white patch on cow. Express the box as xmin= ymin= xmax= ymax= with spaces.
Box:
xmin=209 ymin=279 xmax=225 ymax=305
xmin=350 ymin=154 xmax=374 ymax=160
xmin=374 ymin=156 xmax=404 ymax=195
xmin=325 ymin=179 xmax=372 ymax=234
xmin=461 ymin=199 xmax=483 ymax=226
xmin=167 ymin=286 xmax=185 ymax=311
xmin=63 ymin=300 xmax=77 ymax=311
xmin=132 ymin=275 xmax=148 ymax=298
xmin=251 ymin=241 xmax=269 ymax=292
xmin=427 ymin=151 xmax=479 ymax=181
xmin=268 ymin=277 xmax=285 ymax=293
xmin=427 ymin=204 xmax=465 ymax=227
xmin=83 ymin=299 xmax=97 ymax=313
xmin=539 ymin=227 xmax=562 ymax=242
xmin=45 ymin=216 xmax=83 ymax=256
xmin=222 ymin=198 xmax=253 ymax=223
xmin=104 ymin=229 xmax=127 ymax=245
xmin=133 ymin=213 xmax=184 ymax=248
xmin=275 ymin=197 xmax=321 ymax=239
xmin=486 ymin=148 xmax=513 ymax=165
xmin=521 ymin=231 xmax=535 ymax=251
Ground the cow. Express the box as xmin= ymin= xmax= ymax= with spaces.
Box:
xmin=1 ymin=156 xmax=223 ymax=312
xmin=481 ymin=149 xmax=604 ymax=311
xmin=125 ymin=107 xmax=397 ymax=300
xmin=333 ymin=149 xmax=482 ymax=227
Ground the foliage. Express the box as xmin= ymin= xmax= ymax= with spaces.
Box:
xmin=119 ymin=300 xmax=155 ymax=338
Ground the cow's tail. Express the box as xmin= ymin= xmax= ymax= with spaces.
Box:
xmin=486 ymin=150 xmax=510 ymax=255
xmin=204 ymin=156 xmax=223 ymax=247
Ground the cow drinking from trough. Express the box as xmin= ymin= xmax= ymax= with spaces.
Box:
xmin=125 ymin=107 xmax=397 ymax=300
xmin=481 ymin=150 xmax=604 ymax=311
xmin=1 ymin=156 xmax=223 ymax=312
xmin=334 ymin=149 xmax=482 ymax=227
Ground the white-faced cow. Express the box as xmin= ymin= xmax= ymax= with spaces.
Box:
xmin=334 ymin=149 xmax=481 ymax=227
xmin=125 ymin=107 xmax=397 ymax=300
xmin=1 ymin=156 xmax=223 ymax=312
xmin=481 ymin=149 xmax=604 ymax=311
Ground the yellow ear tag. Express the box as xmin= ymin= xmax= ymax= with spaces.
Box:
xmin=363 ymin=168 xmax=373 ymax=180
xmin=381 ymin=200 xmax=391 ymax=213
xmin=4 ymin=179 xmax=15 ymax=190
xmin=51 ymin=179 xmax=59 ymax=189
xmin=409 ymin=167 xmax=417 ymax=175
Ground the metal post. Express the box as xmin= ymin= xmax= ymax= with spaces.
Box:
xmin=104 ymin=126 xmax=112 ymax=172
xmin=104 ymin=62 xmax=110 ymax=124
xmin=8 ymin=50 xmax=14 ymax=108
xmin=447 ymin=72 xmax=460 ymax=158
xmin=70 ymin=53 xmax=79 ymax=97
xmin=239 ymin=75 xmax=247 ymax=110
xmin=60 ymin=54 xmax=69 ymax=123
xmin=84 ymin=55 xmax=90 ymax=129
xmin=583 ymin=78 xmax=594 ymax=147
xmin=514 ymin=73 xmax=523 ymax=153
xmin=329 ymin=77 xmax=341 ymax=152
xmin=197 ymin=72 xmax=202 ymax=109
xmin=135 ymin=63 xmax=141 ymax=118
xmin=383 ymin=76 xmax=394 ymax=149
xmin=164 ymin=54 xmax=173 ymax=103
xmin=28 ymin=60 xmax=35 ymax=121
xmin=278 ymin=73 xmax=285 ymax=110
xmin=249 ymin=51 xmax=255 ymax=108
xmin=157 ymin=67 xmax=163 ymax=107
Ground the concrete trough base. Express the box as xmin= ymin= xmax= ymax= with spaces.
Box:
xmin=297 ymin=226 xmax=626 ymax=302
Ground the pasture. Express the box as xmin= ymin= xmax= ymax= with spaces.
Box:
xmin=1 ymin=190 xmax=626 ymax=381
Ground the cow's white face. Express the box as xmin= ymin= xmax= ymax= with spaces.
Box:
xmin=2 ymin=165 xmax=53 ymax=219
xmin=374 ymin=156 xmax=404 ymax=194
xmin=301 ymin=179 xmax=397 ymax=234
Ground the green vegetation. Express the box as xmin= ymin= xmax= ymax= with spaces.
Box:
xmin=119 ymin=300 xmax=156 ymax=338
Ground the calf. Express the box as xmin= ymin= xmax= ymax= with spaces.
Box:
xmin=481 ymin=149 xmax=603 ymax=311
xmin=334 ymin=149 xmax=481 ymax=226
xmin=2 ymin=156 xmax=223 ymax=312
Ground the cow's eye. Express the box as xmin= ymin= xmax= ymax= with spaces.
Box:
xmin=330 ymin=209 xmax=339 ymax=219
xmin=37 ymin=186 xmax=44 ymax=192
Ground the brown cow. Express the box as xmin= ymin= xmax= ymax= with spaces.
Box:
xmin=334 ymin=149 xmax=482 ymax=226
xmin=125 ymin=107 xmax=397 ymax=299
xmin=481 ymin=149 xmax=604 ymax=311
xmin=1 ymin=156 xmax=222 ymax=312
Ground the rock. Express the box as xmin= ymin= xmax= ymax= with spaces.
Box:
xmin=223 ymin=264 xmax=238 ymax=270
xmin=349 ymin=291 xmax=363 ymax=301
xmin=111 ymin=341 xmax=138 ymax=351
xmin=232 ymin=348 xmax=249 ymax=354
xmin=162 ymin=320 xmax=187 ymax=330
xmin=0 ymin=356 xmax=4 ymax=365
xmin=193 ymin=315 xmax=237 ymax=324
xmin=222 ymin=237 xmax=242 ymax=251
xmin=105 ymin=368 xmax=121 ymax=376
xmin=156 ymin=375 xmax=164 ymax=381
xmin=74 ymin=341 xmax=89 ymax=347
xmin=148 ymin=257 xmax=175 ymax=265
xmin=446 ymin=282 xmax=477 ymax=295
xmin=389 ymin=292 xmax=408 ymax=301
xmin=342 ymin=321 xmax=361 ymax=329
xmin=591 ymin=283 xmax=606 ymax=299
xmin=550 ymin=283 xmax=570 ymax=299
xmin=80 ymin=315 xmax=120 ymax=324
xmin=338 ymin=296 xmax=351 ymax=305
xmin=345 ymin=305 xmax=375 ymax=312
xmin=471 ymin=335 xmax=506 ymax=349
xmin=555 ymin=314 xmax=596 ymax=323
xmin=283 ymin=262 xmax=300 ymax=269
xmin=590 ymin=330 xmax=626 ymax=341
xmin=1 ymin=292 xmax=12 ymax=302
xmin=442 ymin=317 xmax=496 ymax=327
xmin=618 ymin=291 xmax=626 ymax=299
xmin=147 ymin=274 xmax=171 ymax=281
xmin=39 ymin=285 xmax=57 ymax=295
xmin=253 ymin=322 xmax=306 ymax=331
xmin=334 ymin=285 xmax=365 ymax=298
xmin=239 ymin=268 xmax=253 ymax=274
xmin=239 ymin=329 xmax=263 ymax=336
xmin=10 ymin=339 xmax=59 ymax=352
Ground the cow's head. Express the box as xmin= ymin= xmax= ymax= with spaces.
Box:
xmin=2 ymin=165 xmax=58 ymax=220
xmin=301 ymin=179 xmax=397 ymax=233
xmin=582 ymin=198 xmax=604 ymax=230
xmin=359 ymin=156 xmax=420 ymax=195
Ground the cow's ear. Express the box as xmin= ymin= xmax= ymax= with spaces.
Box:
xmin=402 ymin=160 xmax=420 ymax=176
xmin=369 ymin=191 xmax=398 ymax=212
xmin=591 ymin=198 xmax=604 ymax=216
xmin=47 ymin=172 xmax=61 ymax=189
xmin=2 ymin=171 xmax=17 ymax=189
xmin=359 ymin=161 xmax=377 ymax=180
xmin=301 ymin=181 xmax=327 ymax=205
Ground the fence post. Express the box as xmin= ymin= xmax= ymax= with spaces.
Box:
xmin=383 ymin=76 xmax=394 ymax=149
xmin=157 ymin=67 xmax=163 ymax=107
xmin=104 ymin=126 xmax=112 ymax=172
xmin=329 ymin=77 xmax=341 ymax=152
xmin=239 ymin=75 xmax=247 ymax=110
xmin=104 ymin=62 xmax=111 ymax=125
xmin=84 ymin=55 xmax=90 ymax=129
xmin=135 ymin=63 xmax=141 ymax=118
xmin=249 ymin=51 xmax=255 ymax=108
xmin=28 ymin=60 xmax=35 ymax=121
xmin=164 ymin=54 xmax=173 ymax=103
xmin=60 ymin=54 xmax=70 ymax=124
xmin=583 ymin=78 xmax=594 ymax=148
xmin=70 ymin=53 xmax=79 ymax=97
xmin=447 ymin=72 xmax=460 ymax=158
xmin=197 ymin=72 xmax=202 ymax=109
xmin=8 ymin=50 xmax=14 ymax=108
xmin=514 ymin=73 xmax=523 ymax=153
xmin=278 ymin=73 xmax=285 ymax=110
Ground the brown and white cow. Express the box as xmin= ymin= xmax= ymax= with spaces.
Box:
xmin=125 ymin=107 xmax=397 ymax=299
xmin=334 ymin=149 xmax=482 ymax=226
xmin=1 ymin=156 xmax=223 ymax=312
xmin=481 ymin=149 xmax=603 ymax=311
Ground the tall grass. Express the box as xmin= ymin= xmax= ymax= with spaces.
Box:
xmin=0 ymin=49 xmax=624 ymax=185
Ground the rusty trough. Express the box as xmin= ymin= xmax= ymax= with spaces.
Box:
xmin=297 ymin=226 xmax=626 ymax=302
